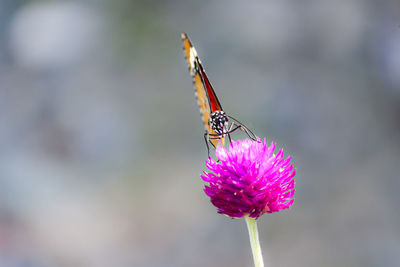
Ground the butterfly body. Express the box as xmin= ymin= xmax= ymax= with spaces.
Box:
xmin=181 ymin=32 xmax=256 ymax=151
xmin=210 ymin=110 xmax=229 ymax=135
xmin=181 ymin=32 xmax=226 ymax=147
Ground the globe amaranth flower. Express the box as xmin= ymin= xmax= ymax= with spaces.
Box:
xmin=201 ymin=138 xmax=296 ymax=219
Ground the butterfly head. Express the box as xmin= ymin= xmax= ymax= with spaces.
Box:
xmin=210 ymin=111 xmax=229 ymax=135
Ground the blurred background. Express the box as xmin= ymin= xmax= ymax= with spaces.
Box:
xmin=0 ymin=0 xmax=399 ymax=266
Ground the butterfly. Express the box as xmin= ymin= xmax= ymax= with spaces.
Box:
xmin=181 ymin=33 xmax=256 ymax=153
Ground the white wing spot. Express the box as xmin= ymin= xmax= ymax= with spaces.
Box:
xmin=189 ymin=47 xmax=198 ymax=71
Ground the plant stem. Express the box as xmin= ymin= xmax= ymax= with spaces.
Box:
xmin=245 ymin=216 xmax=265 ymax=267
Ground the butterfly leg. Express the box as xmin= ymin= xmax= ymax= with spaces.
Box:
xmin=226 ymin=123 xmax=232 ymax=143
xmin=240 ymin=125 xmax=258 ymax=141
xmin=204 ymin=131 xmax=211 ymax=157
xmin=204 ymin=131 xmax=220 ymax=156
xmin=226 ymin=122 xmax=240 ymax=144
xmin=207 ymin=134 xmax=223 ymax=162
xmin=227 ymin=116 xmax=259 ymax=142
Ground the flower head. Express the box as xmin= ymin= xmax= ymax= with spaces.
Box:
xmin=201 ymin=138 xmax=296 ymax=219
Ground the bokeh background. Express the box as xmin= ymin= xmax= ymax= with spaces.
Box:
xmin=1 ymin=0 xmax=399 ymax=266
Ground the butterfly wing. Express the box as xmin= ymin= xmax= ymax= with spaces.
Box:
xmin=181 ymin=32 xmax=224 ymax=147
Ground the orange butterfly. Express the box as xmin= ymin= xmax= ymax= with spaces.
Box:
xmin=181 ymin=33 xmax=256 ymax=152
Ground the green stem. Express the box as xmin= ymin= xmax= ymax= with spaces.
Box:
xmin=245 ymin=216 xmax=265 ymax=267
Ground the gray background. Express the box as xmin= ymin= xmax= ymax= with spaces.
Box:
xmin=0 ymin=0 xmax=399 ymax=266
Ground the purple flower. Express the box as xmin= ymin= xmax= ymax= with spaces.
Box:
xmin=201 ymin=138 xmax=296 ymax=219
